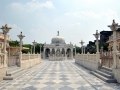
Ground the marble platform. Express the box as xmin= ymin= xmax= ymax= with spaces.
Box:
xmin=0 ymin=60 xmax=120 ymax=90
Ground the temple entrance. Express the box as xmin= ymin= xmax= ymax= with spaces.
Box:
xmin=100 ymin=51 xmax=113 ymax=68
xmin=45 ymin=48 xmax=50 ymax=58
xmin=67 ymin=48 xmax=71 ymax=58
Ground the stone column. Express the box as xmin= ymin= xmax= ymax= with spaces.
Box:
xmin=60 ymin=48 xmax=62 ymax=56
xmin=32 ymin=40 xmax=37 ymax=54
xmin=71 ymin=48 xmax=73 ymax=59
xmin=8 ymin=45 xmax=10 ymax=66
xmin=40 ymin=44 xmax=41 ymax=54
xmin=1 ymin=24 xmax=11 ymax=67
xmin=31 ymin=45 xmax=32 ymax=54
xmin=18 ymin=52 xmax=22 ymax=67
xmin=84 ymin=46 xmax=85 ymax=54
xmin=50 ymin=48 xmax=52 ymax=56
xmin=55 ymin=48 xmax=56 ymax=57
xmin=75 ymin=44 xmax=76 ymax=56
xmin=65 ymin=48 xmax=67 ymax=60
xmin=80 ymin=40 xmax=84 ymax=54
xmin=108 ymin=20 xmax=120 ymax=68
xmin=44 ymin=48 xmax=46 ymax=59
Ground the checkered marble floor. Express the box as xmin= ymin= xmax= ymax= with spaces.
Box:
xmin=0 ymin=60 xmax=120 ymax=90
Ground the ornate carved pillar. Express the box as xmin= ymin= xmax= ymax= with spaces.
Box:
xmin=65 ymin=48 xmax=67 ymax=57
xmin=60 ymin=48 xmax=62 ymax=56
xmin=55 ymin=48 xmax=56 ymax=57
xmin=50 ymin=48 xmax=52 ymax=56
xmin=71 ymin=48 xmax=73 ymax=59
xmin=44 ymin=48 xmax=46 ymax=59
xmin=84 ymin=46 xmax=85 ymax=54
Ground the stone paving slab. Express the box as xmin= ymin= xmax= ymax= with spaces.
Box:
xmin=0 ymin=60 xmax=120 ymax=90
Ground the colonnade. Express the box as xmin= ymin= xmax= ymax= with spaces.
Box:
xmin=43 ymin=48 xmax=73 ymax=59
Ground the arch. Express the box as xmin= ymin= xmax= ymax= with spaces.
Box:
xmin=67 ymin=48 xmax=71 ymax=57
xmin=45 ymin=48 xmax=50 ymax=57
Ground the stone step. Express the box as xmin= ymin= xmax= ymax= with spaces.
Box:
xmin=7 ymin=66 xmax=20 ymax=72
xmin=6 ymin=68 xmax=23 ymax=76
xmin=3 ymin=69 xmax=26 ymax=80
xmin=101 ymin=66 xmax=112 ymax=72
xmin=95 ymin=70 xmax=113 ymax=79
xmin=99 ymin=68 xmax=113 ymax=75
xmin=90 ymin=71 xmax=117 ymax=83
xmin=3 ymin=66 xmax=26 ymax=80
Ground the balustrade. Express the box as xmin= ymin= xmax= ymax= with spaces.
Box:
xmin=22 ymin=54 xmax=29 ymax=60
xmin=22 ymin=54 xmax=39 ymax=60
xmin=75 ymin=53 xmax=97 ymax=61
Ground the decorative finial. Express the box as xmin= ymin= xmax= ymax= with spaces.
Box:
xmin=5 ymin=24 xmax=8 ymax=27
xmin=113 ymin=19 xmax=115 ymax=23
xmin=57 ymin=31 xmax=59 ymax=36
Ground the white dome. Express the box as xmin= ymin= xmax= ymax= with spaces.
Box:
xmin=51 ymin=35 xmax=65 ymax=44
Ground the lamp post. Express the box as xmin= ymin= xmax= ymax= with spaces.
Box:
xmin=74 ymin=44 xmax=76 ymax=55
xmin=79 ymin=40 xmax=84 ymax=54
xmin=1 ymin=24 xmax=11 ymax=66
xmin=17 ymin=32 xmax=25 ymax=67
xmin=108 ymin=20 xmax=120 ymax=68
xmin=93 ymin=30 xmax=101 ymax=68
xmin=17 ymin=32 xmax=25 ymax=53
xmin=0 ymin=24 xmax=11 ymax=53
xmin=83 ymin=46 xmax=86 ymax=54
xmin=31 ymin=45 xmax=32 ymax=54
xmin=93 ymin=30 xmax=100 ymax=53
xmin=40 ymin=44 xmax=42 ymax=54
xmin=32 ymin=40 xmax=37 ymax=54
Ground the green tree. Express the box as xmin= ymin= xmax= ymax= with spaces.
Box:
xmin=73 ymin=46 xmax=81 ymax=55
xmin=99 ymin=43 xmax=109 ymax=52
xmin=9 ymin=40 xmax=20 ymax=46
xmin=22 ymin=44 xmax=31 ymax=53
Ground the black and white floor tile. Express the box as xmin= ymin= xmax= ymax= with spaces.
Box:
xmin=0 ymin=60 xmax=120 ymax=90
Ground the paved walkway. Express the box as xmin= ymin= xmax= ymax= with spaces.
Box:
xmin=0 ymin=60 xmax=120 ymax=90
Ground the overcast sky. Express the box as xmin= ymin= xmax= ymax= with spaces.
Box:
xmin=0 ymin=0 xmax=120 ymax=46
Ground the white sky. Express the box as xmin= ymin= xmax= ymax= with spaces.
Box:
xmin=0 ymin=0 xmax=120 ymax=46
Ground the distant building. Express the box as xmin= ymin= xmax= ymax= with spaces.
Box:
xmin=86 ymin=41 xmax=95 ymax=53
xmin=100 ymin=31 xmax=113 ymax=44
xmin=86 ymin=30 xmax=113 ymax=53
xmin=44 ymin=31 xmax=73 ymax=60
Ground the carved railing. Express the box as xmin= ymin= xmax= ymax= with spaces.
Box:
xmin=22 ymin=54 xmax=39 ymax=61
xmin=100 ymin=51 xmax=113 ymax=68
xmin=30 ymin=54 xmax=34 ymax=59
xmin=22 ymin=54 xmax=29 ymax=60
xmin=75 ymin=53 xmax=97 ymax=61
